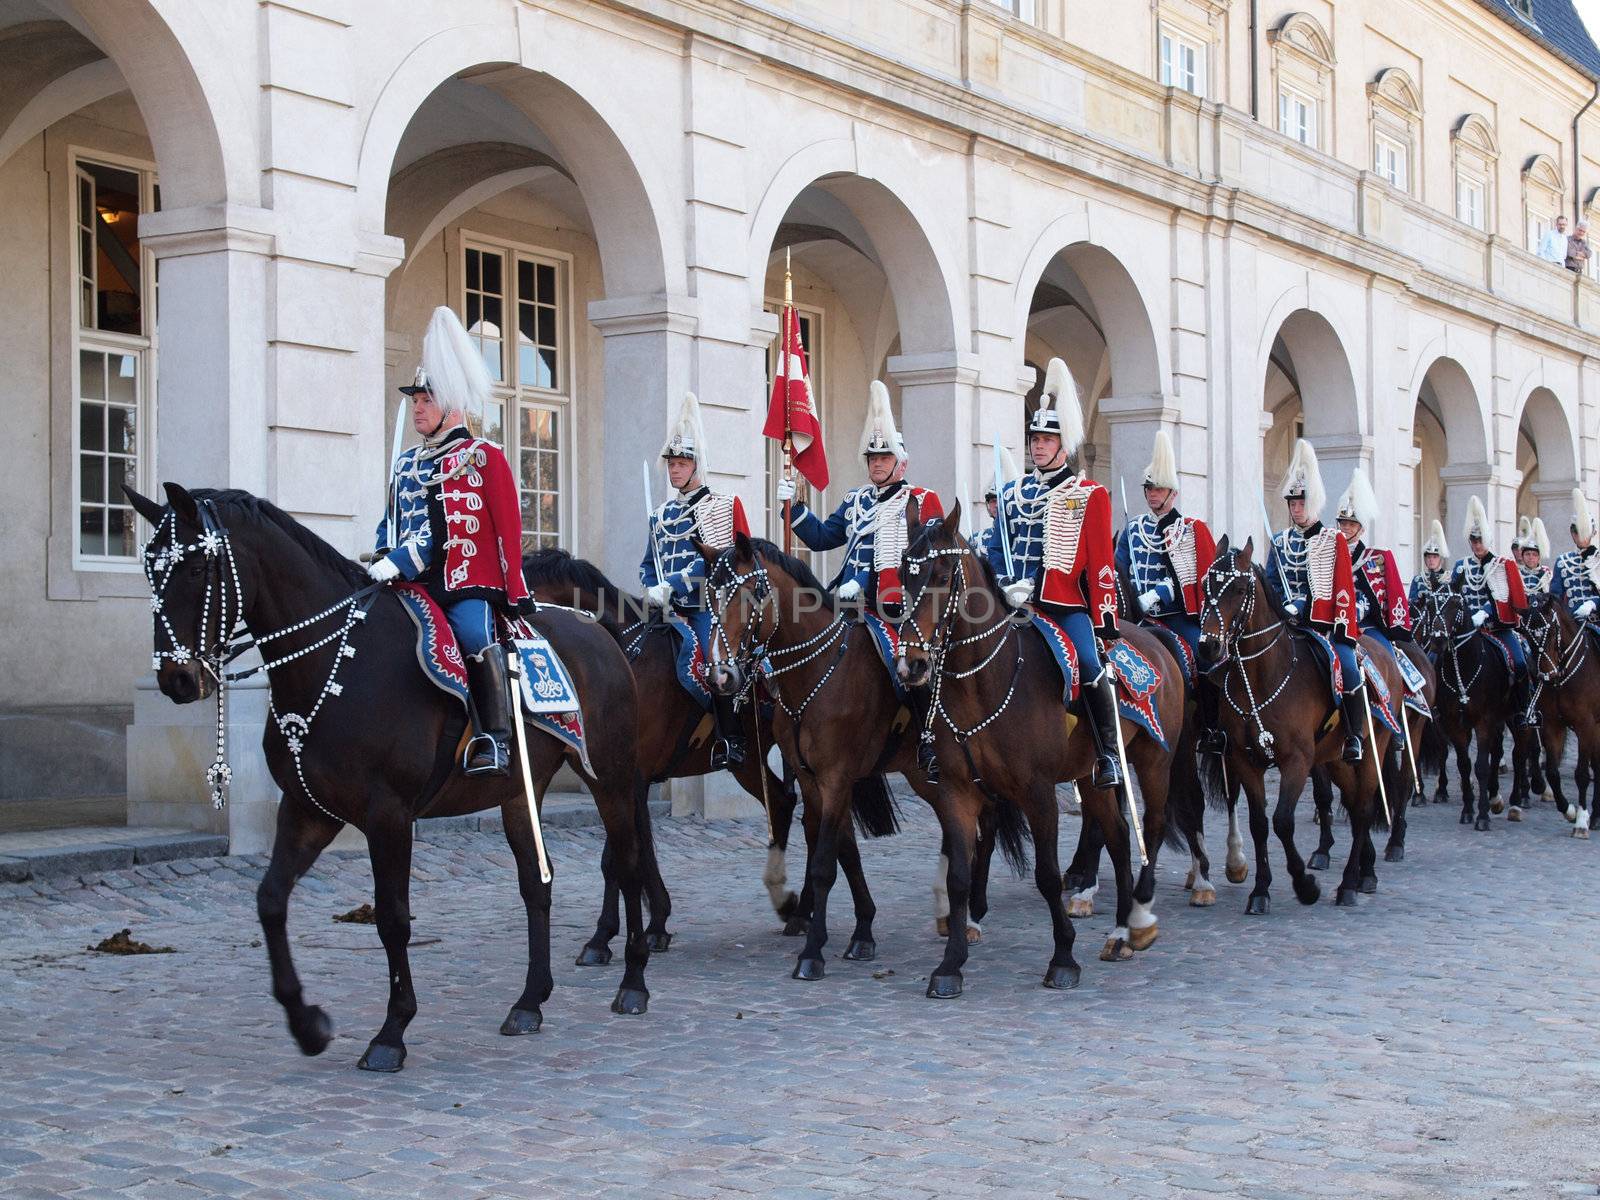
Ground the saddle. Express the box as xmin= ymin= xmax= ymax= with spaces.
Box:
xmin=1298 ymin=626 xmax=1404 ymax=737
xmin=1029 ymin=612 xmax=1168 ymax=750
xmin=391 ymin=583 xmax=591 ymax=772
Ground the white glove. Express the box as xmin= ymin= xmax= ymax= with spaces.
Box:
xmin=836 ymin=579 xmax=863 ymax=603
xmin=1283 ymin=601 xmax=1300 ymax=617
xmin=1471 ymin=610 xmax=1488 ymax=628
xmin=367 ymin=557 xmax=401 ymax=583
xmin=1138 ymin=589 xmax=1160 ymax=614
xmin=645 ymin=582 xmax=674 ymax=608
xmin=1578 ymin=600 xmax=1597 ymax=619
xmin=1002 ymin=578 xmax=1033 ymax=608
xmin=775 ymin=476 xmax=796 ymax=503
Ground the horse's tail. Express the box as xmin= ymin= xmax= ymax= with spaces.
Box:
xmin=1376 ymin=744 xmax=1404 ymax=830
xmin=1164 ymin=725 xmax=1205 ymax=851
xmin=1199 ymin=743 xmax=1231 ymax=812
xmin=1418 ymin=714 xmax=1445 ymax=780
xmin=850 ymin=774 xmax=902 ymax=839
xmin=992 ymin=790 xmax=1032 ymax=878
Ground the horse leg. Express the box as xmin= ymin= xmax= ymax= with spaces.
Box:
xmin=576 ymin=836 xmax=620 ymax=966
xmin=835 ymin=825 xmax=879 ymax=961
xmin=593 ymin=776 xmax=654 ymax=1014
xmin=1474 ymin=727 xmax=1495 ymax=831
xmin=1486 ymin=727 xmax=1506 ymax=815
xmin=637 ymin=784 xmax=673 ymax=952
xmin=739 ymin=754 xmax=802 ymax=922
xmin=933 ymin=828 xmax=952 ymax=937
xmin=928 ymin=787 xmax=981 ymax=998
xmin=967 ymin=810 xmax=995 ymax=940
xmin=1456 ymin=733 xmax=1476 ymax=823
xmin=1185 ymin=824 xmax=1217 ymax=907
xmin=1027 ymin=781 xmax=1080 ymax=989
xmin=1238 ymin=766 xmax=1272 ymax=914
xmin=1335 ymin=775 xmax=1375 ymax=908
xmin=1308 ymin=768 xmax=1335 ymax=872
xmin=499 ymin=793 xmax=553 ymax=1036
xmin=1225 ymin=787 xmax=1249 ymax=885
xmin=256 ymin=794 xmax=342 ymax=1057
xmin=1576 ymin=746 xmax=1595 ymax=840
xmin=1080 ymin=786 xmax=1135 ymax=962
xmin=1063 ymin=815 xmax=1104 ymax=919
xmin=1271 ymin=763 xmax=1320 ymax=907
xmin=792 ymin=782 xmax=848 ymax=981
xmin=356 ymin=802 xmax=419 ymax=1072
xmin=1129 ymin=764 xmax=1168 ymax=951
xmin=786 ymin=792 xmax=819 ymax=937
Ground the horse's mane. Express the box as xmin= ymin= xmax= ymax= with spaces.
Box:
xmin=521 ymin=547 xmax=642 ymax=635
xmin=1250 ymin=560 xmax=1296 ymax=623
xmin=195 ymin=489 xmax=368 ymax=587
xmin=747 ymin=538 xmax=837 ymax=611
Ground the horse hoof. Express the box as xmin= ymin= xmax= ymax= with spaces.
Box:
xmin=1042 ymin=962 xmax=1081 ymax=990
xmin=610 ymin=988 xmax=649 ymax=1016
xmin=1490 ymin=800 xmax=1505 ymax=815
xmin=934 ymin=917 xmax=950 ymax=938
xmin=499 ymin=1007 xmax=543 ymax=1036
xmin=1244 ymin=894 xmax=1269 ymax=916
xmin=357 ymin=1042 xmax=405 ymax=1073
xmin=1183 ymin=869 xmax=1196 ymax=890
xmin=965 ymin=924 xmax=983 ymax=944
xmin=1129 ymin=924 xmax=1159 ymax=951
xmin=1335 ymin=889 xmax=1358 ymax=908
xmin=1293 ymin=877 xmax=1321 ymax=906
xmin=1507 ymin=807 xmax=1522 ymax=823
xmin=842 ymin=939 xmax=876 ymax=962
xmin=1358 ymin=875 xmax=1378 ymax=895
xmin=1459 ymin=809 xmax=1473 ymax=825
xmin=1099 ymin=938 xmax=1133 ymax=962
xmin=1066 ymin=897 xmax=1094 ymax=919
xmin=1565 ymin=807 xmax=1578 ymax=823
xmin=792 ymin=958 xmax=825 ymax=981
xmin=783 ymin=916 xmax=809 ymax=937
xmin=1190 ymin=887 xmax=1217 ymax=908
xmin=1384 ymin=845 xmax=1405 ymax=863
xmin=927 ymin=973 xmax=963 ymax=999
xmin=1225 ymin=863 xmax=1249 ymax=885
xmin=1474 ymin=817 xmax=1491 ymax=832
xmin=290 ymin=1005 xmax=333 ymax=1057
xmin=1575 ymin=826 xmax=1591 ymax=841
xmin=1307 ymin=851 xmax=1331 ymax=872
xmin=574 ymin=944 xmax=613 ymax=967
xmin=646 ymin=931 xmax=673 ymax=953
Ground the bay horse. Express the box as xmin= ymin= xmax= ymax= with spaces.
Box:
xmin=1195 ymin=538 xmax=1401 ymax=910
xmin=1411 ymin=590 xmax=1522 ymax=830
xmin=522 ymin=549 xmax=806 ymax=955
xmin=894 ymin=501 xmax=1188 ymax=996
xmin=127 ymin=484 xmax=657 ymax=1072
xmin=697 ymin=535 xmax=952 ymax=983
xmin=1522 ymin=594 xmax=1600 ymax=837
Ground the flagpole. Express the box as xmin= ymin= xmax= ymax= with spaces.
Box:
xmin=782 ymin=247 xmax=795 ymax=556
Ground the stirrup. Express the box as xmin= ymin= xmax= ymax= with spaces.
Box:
xmin=710 ymin=737 xmax=746 ymax=770
xmin=464 ymin=733 xmax=510 ymax=777
xmin=917 ymin=737 xmax=941 ymax=784
xmin=1092 ymin=754 xmax=1123 ymax=791
xmin=1342 ymin=735 xmax=1363 ymax=764
xmin=1197 ymin=728 xmax=1228 ymax=755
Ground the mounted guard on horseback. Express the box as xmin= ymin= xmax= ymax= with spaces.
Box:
xmin=1115 ymin=427 xmax=1221 ymax=751
xmin=641 ymin=391 xmax=751 ymax=769
xmin=1551 ymin=488 xmax=1600 ymax=639
xmin=370 ymin=307 xmax=533 ymax=777
xmin=1450 ymin=495 xmax=1533 ymax=726
xmin=1265 ymin=439 xmax=1367 ymax=762
xmin=1517 ymin=515 xmax=1553 ymax=594
xmin=1410 ymin=520 xmax=1450 ymax=607
xmin=987 ymin=357 xmax=1124 ymax=789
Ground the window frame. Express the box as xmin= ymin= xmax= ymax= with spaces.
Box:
xmin=1158 ymin=24 xmax=1208 ymax=98
xmin=1456 ymin=175 xmax=1486 ymax=230
xmin=455 ymin=231 xmax=576 ymax=553
xmin=69 ymin=147 xmax=159 ymax=573
xmin=1373 ymin=132 xmax=1407 ymax=190
xmin=1279 ymin=87 xmax=1317 ymax=147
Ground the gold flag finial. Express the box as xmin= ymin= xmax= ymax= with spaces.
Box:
xmin=784 ymin=246 xmax=793 ymax=307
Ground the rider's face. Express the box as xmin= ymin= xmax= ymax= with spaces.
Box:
xmin=1029 ymin=433 xmax=1063 ymax=470
xmin=1337 ymin=518 xmax=1362 ymax=542
xmin=1469 ymin=535 xmax=1485 ymax=557
xmin=1574 ymin=527 xmax=1592 ymax=551
xmin=665 ymin=456 xmax=698 ymax=491
xmin=1424 ymin=552 xmax=1442 ymax=572
xmin=1286 ymin=497 xmax=1308 ymax=527
xmin=1144 ymin=485 xmax=1174 ymax=515
xmin=865 ymin=453 xmax=900 ymax=486
xmin=410 ymin=390 xmax=448 ymax=437
xmin=1521 ymin=547 xmax=1540 ymax=568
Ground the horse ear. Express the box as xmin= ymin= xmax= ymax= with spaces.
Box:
xmin=733 ymin=529 xmax=755 ymax=565
xmin=124 ymin=486 xmax=166 ymax=525
xmin=1215 ymin=533 xmax=1230 ymax=557
xmin=945 ymin=498 xmax=962 ymax=536
xmin=163 ymin=482 xmax=199 ymax=524
xmin=1241 ymin=535 xmax=1253 ymax=561
xmin=906 ymin=493 xmax=922 ymax=533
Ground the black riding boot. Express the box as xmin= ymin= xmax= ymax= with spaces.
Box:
xmin=910 ymin=689 xmax=940 ymax=784
xmin=709 ymin=694 xmax=747 ymax=770
xmin=1084 ymin=670 xmax=1124 ymax=791
xmin=464 ymin=645 xmax=512 ymax=777
xmin=1338 ymin=687 xmax=1366 ymax=763
xmin=1196 ymin=676 xmax=1227 ymax=755
xmin=1516 ymin=674 xmax=1541 ymax=728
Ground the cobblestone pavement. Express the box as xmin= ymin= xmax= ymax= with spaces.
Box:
xmin=2 ymin=793 xmax=1598 ymax=1199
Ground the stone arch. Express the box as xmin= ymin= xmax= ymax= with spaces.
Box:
xmin=1514 ymin=384 xmax=1580 ymax=533
xmin=746 ymin=138 xmax=965 ymax=356
xmin=1409 ymin=354 xmax=1490 ymax=563
xmin=355 ymin=20 xmax=677 ymax=298
xmin=1259 ymin=302 xmax=1365 ymax=523
xmin=1369 ymin=67 xmax=1421 ymax=119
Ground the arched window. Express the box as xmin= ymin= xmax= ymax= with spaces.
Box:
xmin=1368 ymin=69 xmax=1421 ymax=194
xmin=1521 ymin=154 xmax=1564 ymax=255
xmin=1269 ymin=13 xmax=1334 ymax=151
xmin=1451 ymin=114 xmax=1499 ymax=232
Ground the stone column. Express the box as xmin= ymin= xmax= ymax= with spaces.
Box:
xmin=1439 ymin=463 xmax=1494 ymax=553
xmin=1530 ymin=480 xmax=1578 ymax=550
xmin=1097 ymin=392 xmax=1182 ymax=518
xmin=1306 ymin=433 xmax=1373 ymax=529
xmin=888 ymin=350 xmax=981 ymax=520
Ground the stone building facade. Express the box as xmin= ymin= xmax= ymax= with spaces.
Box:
xmin=3 ymin=0 xmax=1598 ymax=842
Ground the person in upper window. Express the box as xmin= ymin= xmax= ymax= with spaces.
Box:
xmin=1538 ymin=215 xmax=1570 ymax=264
xmin=1566 ymin=221 xmax=1592 ymax=274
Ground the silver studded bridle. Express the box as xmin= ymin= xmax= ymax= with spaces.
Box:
xmin=1198 ymin=555 xmax=1293 ymax=758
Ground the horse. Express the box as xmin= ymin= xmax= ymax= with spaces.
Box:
xmin=1521 ymin=593 xmax=1600 ymax=837
xmin=126 ymin=484 xmax=658 ymax=1072
xmin=893 ymin=500 xmax=1188 ymax=996
xmin=1195 ymin=538 xmax=1401 ymax=910
xmin=521 ymin=548 xmax=806 ymax=953
xmin=697 ymin=534 xmax=953 ymax=983
xmin=1410 ymin=590 xmax=1522 ymax=830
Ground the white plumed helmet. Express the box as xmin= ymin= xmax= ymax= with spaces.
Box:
xmin=1027 ymin=357 xmax=1084 ymax=455
xmin=1334 ymin=468 xmax=1379 ymax=538
xmin=407 ymin=306 xmax=493 ymax=428
xmin=1463 ymin=495 xmax=1491 ymax=547
xmin=661 ymin=391 xmax=708 ymax=476
xmin=1279 ymin=439 xmax=1326 ymax=521
xmin=1512 ymin=514 xmax=1532 ymax=552
xmin=859 ymin=380 xmax=906 ymax=462
xmin=1421 ymin=519 xmax=1449 ymax=559
xmin=1529 ymin=517 xmax=1551 ymax=561
xmin=1573 ymin=487 xmax=1595 ymax=544
xmin=1143 ymin=428 xmax=1179 ymax=491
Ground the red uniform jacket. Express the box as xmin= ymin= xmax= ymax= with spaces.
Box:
xmin=1040 ymin=479 xmax=1119 ymax=639
xmin=437 ymin=438 xmax=531 ymax=608
xmin=877 ymin=485 xmax=943 ymax=608
xmin=1308 ymin=529 xmax=1359 ymax=645
xmin=1355 ymin=545 xmax=1412 ymax=635
xmin=1175 ymin=516 xmax=1218 ymax=617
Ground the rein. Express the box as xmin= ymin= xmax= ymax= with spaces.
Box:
xmin=1199 ymin=559 xmax=1294 ymax=758
xmin=144 ymin=501 xmax=378 ymax=823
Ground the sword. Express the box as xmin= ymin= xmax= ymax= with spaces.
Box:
xmin=1359 ymin=667 xmax=1392 ymax=828
xmin=1260 ymin=492 xmax=1290 ymax=601
xmin=505 ymin=650 xmax=553 ymax=884
xmin=1119 ymin=476 xmax=1131 ymax=527
xmin=1103 ymin=659 xmax=1148 ymax=867
xmin=385 ymin=398 xmax=408 ymax=551
xmin=642 ymin=460 xmax=666 ymax=586
xmin=993 ymin=442 xmax=1015 ymax=579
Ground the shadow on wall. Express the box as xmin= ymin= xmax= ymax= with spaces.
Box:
xmin=0 ymin=706 xmax=130 ymax=800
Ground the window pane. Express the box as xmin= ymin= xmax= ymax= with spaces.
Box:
xmin=518 ymin=447 xmax=538 ymax=489
xmin=482 ymin=250 xmax=502 ymax=296
xmin=536 ymin=348 xmax=556 ymax=390
xmin=536 ymin=262 xmax=555 ymax=305
xmin=480 ymin=338 xmax=503 ymax=383
xmin=80 ymin=454 xmax=104 ymax=503
xmin=518 ymin=259 xmax=533 ymax=299
xmin=107 ymin=506 xmax=134 ymax=558
xmin=536 ymin=305 xmax=556 ymax=346
xmin=467 ymin=249 xmax=481 ymax=290
xmin=80 ymin=404 xmax=104 ymax=452
xmin=539 ymin=492 xmax=557 ymax=530
xmin=80 ymin=350 xmax=105 ymax=400
xmin=482 ymin=401 xmax=504 ymax=445
xmin=518 ymin=301 xmax=536 ymax=344
xmin=466 ymin=292 xmax=481 ymax=328
xmin=109 ymin=405 xmax=136 ymax=453
xmin=518 ymin=345 xmax=537 ymax=388
xmin=80 ymin=507 xmax=104 ymax=557
xmin=110 ymin=354 xmax=137 ymax=405
xmin=482 ymin=295 xmax=502 ymax=331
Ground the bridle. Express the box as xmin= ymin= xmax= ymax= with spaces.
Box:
xmin=1198 ymin=554 xmax=1292 ymax=758
xmin=143 ymin=500 xmax=376 ymax=822
xmin=1522 ymin=596 xmax=1587 ymax=690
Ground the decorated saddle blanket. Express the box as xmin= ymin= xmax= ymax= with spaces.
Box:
xmin=1029 ymin=613 xmax=1167 ymax=750
xmin=1476 ymin=628 xmax=1518 ymax=676
xmin=1143 ymin=620 xmax=1195 ymax=690
xmin=665 ymin=612 xmax=714 ymax=711
xmin=1299 ymin=627 xmax=1403 ymax=737
xmin=1302 ymin=627 xmax=1345 ymax=694
xmin=392 ymin=583 xmax=590 ymax=772
xmin=858 ymin=611 xmax=907 ymax=701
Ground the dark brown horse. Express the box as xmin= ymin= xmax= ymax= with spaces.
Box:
xmin=893 ymin=501 xmax=1188 ymax=996
xmin=522 ymin=549 xmax=807 ymax=953
xmin=1196 ymin=539 xmax=1401 ymax=910
xmin=698 ymin=536 xmax=946 ymax=983
xmin=1522 ymin=593 xmax=1600 ymax=837
xmin=128 ymin=484 xmax=658 ymax=1072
